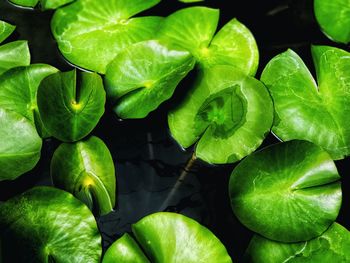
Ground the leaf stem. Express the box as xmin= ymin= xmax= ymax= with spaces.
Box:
xmin=159 ymin=153 xmax=197 ymax=211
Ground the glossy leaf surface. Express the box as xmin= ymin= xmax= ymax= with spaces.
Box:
xmin=229 ymin=140 xmax=342 ymax=242
xmin=9 ymin=0 xmax=74 ymax=10
xmin=51 ymin=0 xmax=162 ymax=73
xmin=0 ymin=21 xmax=30 ymax=75
xmin=37 ymin=69 xmax=105 ymax=142
xmin=132 ymin=212 xmax=232 ymax=263
xmin=245 ymin=223 xmax=350 ymax=262
xmin=102 ymin=234 xmax=149 ymax=263
xmin=169 ymin=65 xmax=273 ymax=164
xmin=0 ymin=186 xmax=102 ymax=262
xmin=0 ymin=108 xmax=42 ymax=181
xmin=105 ymin=40 xmax=195 ymax=118
xmin=314 ymin=0 xmax=350 ymax=44
xmin=261 ymin=46 xmax=350 ymax=160
xmin=51 ymin=136 xmax=116 ymax=216
xmin=0 ymin=21 xmax=15 ymax=44
xmin=0 ymin=64 xmax=58 ymax=137
xmin=157 ymin=7 xmax=258 ymax=75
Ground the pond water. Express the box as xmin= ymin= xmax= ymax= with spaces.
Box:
xmin=0 ymin=0 xmax=349 ymax=261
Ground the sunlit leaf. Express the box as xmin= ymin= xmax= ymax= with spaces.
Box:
xmin=245 ymin=223 xmax=350 ymax=262
xmin=132 ymin=212 xmax=232 ymax=263
xmin=9 ymin=0 xmax=75 ymax=10
xmin=51 ymin=0 xmax=162 ymax=73
xmin=102 ymin=234 xmax=149 ymax=263
xmin=169 ymin=65 xmax=273 ymax=164
xmin=157 ymin=7 xmax=258 ymax=75
xmin=0 ymin=186 xmax=102 ymax=262
xmin=51 ymin=136 xmax=116 ymax=216
xmin=0 ymin=20 xmax=30 ymax=76
xmin=37 ymin=69 xmax=105 ymax=142
xmin=314 ymin=0 xmax=350 ymax=44
xmin=229 ymin=140 xmax=342 ymax=242
xmin=105 ymin=40 xmax=195 ymax=118
xmin=0 ymin=108 xmax=42 ymax=181
xmin=261 ymin=45 xmax=350 ymax=160
xmin=0 ymin=64 xmax=58 ymax=137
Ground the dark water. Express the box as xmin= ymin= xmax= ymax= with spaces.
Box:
xmin=0 ymin=0 xmax=349 ymax=261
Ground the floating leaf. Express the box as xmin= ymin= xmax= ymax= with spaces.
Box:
xmin=132 ymin=212 xmax=232 ymax=262
xmin=168 ymin=65 xmax=273 ymax=164
xmin=0 ymin=186 xmax=102 ymax=262
xmin=0 ymin=21 xmax=15 ymax=44
xmin=37 ymin=69 xmax=105 ymax=142
xmin=245 ymin=223 xmax=350 ymax=262
xmin=103 ymin=234 xmax=149 ymax=263
xmin=0 ymin=108 xmax=42 ymax=181
xmin=0 ymin=64 xmax=58 ymax=137
xmin=0 ymin=21 xmax=30 ymax=76
xmin=51 ymin=0 xmax=163 ymax=73
xmin=229 ymin=140 xmax=342 ymax=242
xmin=261 ymin=45 xmax=350 ymax=160
xmin=314 ymin=0 xmax=350 ymax=44
xmin=158 ymin=7 xmax=258 ymax=75
xmin=105 ymin=40 xmax=195 ymax=118
xmin=9 ymin=0 xmax=74 ymax=10
xmin=51 ymin=136 xmax=116 ymax=216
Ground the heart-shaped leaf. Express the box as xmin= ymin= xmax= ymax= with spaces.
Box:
xmin=37 ymin=69 xmax=105 ymax=142
xmin=105 ymin=40 xmax=196 ymax=119
xmin=229 ymin=140 xmax=342 ymax=242
xmin=102 ymin=233 xmax=149 ymax=263
xmin=0 ymin=64 xmax=58 ymax=137
xmin=168 ymin=65 xmax=273 ymax=164
xmin=157 ymin=7 xmax=258 ymax=75
xmin=244 ymin=223 xmax=350 ymax=262
xmin=0 ymin=21 xmax=30 ymax=76
xmin=261 ymin=45 xmax=350 ymax=160
xmin=0 ymin=186 xmax=102 ymax=262
xmin=0 ymin=108 xmax=42 ymax=181
xmin=8 ymin=0 xmax=74 ymax=10
xmin=314 ymin=0 xmax=350 ymax=44
xmin=51 ymin=0 xmax=163 ymax=73
xmin=51 ymin=136 xmax=116 ymax=216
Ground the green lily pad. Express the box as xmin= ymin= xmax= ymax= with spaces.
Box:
xmin=168 ymin=65 xmax=273 ymax=164
xmin=261 ymin=45 xmax=350 ymax=160
xmin=0 ymin=186 xmax=102 ymax=262
xmin=157 ymin=7 xmax=258 ymax=75
xmin=102 ymin=233 xmax=150 ymax=263
xmin=51 ymin=0 xmax=163 ymax=73
xmin=314 ymin=0 xmax=350 ymax=44
xmin=105 ymin=40 xmax=195 ymax=119
xmin=0 ymin=64 xmax=58 ymax=137
xmin=0 ymin=108 xmax=42 ymax=181
xmin=37 ymin=69 xmax=105 ymax=142
xmin=51 ymin=136 xmax=116 ymax=216
xmin=8 ymin=0 xmax=74 ymax=10
xmin=244 ymin=223 xmax=350 ymax=262
xmin=132 ymin=212 xmax=232 ymax=262
xmin=229 ymin=140 xmax=342 ymax=242
xmin=0 ymin=21 xmax=30 ymax=76
xmin=0 ymin=21 xmax=15 ymax=44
